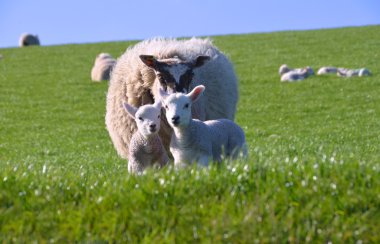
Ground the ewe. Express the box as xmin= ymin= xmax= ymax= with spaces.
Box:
xmin=106 ymin=37 xmax=238 ymax=159
xmin=91 ymin=53 xmax=116 ymax=81
xmin=337 ymin=68 xmax=371 ymax=77
xmin=123 ymin=101 xmax=169 ymax=174
xmin=317 ymin=66 xmax=338 ymax=75
xmin=279 ymin=64 xmax=314 ymax=76
xmin=160 ymin=85 xmax=247 ymax=167
xmin=19 ymin=33 xmax=40 ymax=47
xmin=280 ymin=68 xmax=310 ymax=82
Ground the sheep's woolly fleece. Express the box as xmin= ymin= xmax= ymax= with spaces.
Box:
xmin=18 ymin=33 xmax=40 ymax=47
xmin=91 ymin=53 xmax=116 ymax=82
xmin=106 ymin=37 xmax=238 ymax=159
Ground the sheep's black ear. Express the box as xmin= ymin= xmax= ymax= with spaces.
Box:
xmin=140 ymin=55 xmax=157 ymax=68
xmin=193 ymin=56 xmax=211 ymax=68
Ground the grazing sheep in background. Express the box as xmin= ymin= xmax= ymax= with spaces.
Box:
xmin=106 ymin=37 xmax=238 ymax=159
xmin=91 ymin=53 xmax=116 ymax=82
xmin=123 ymin=100 xmax=169 ymax=174
xmin=279 ymin=64 xmax=314 ymax=76
xmin=337 ymin=68 xmax=371 ymax=77
xmin=18 ymin=33 xmax=40 ymax=47
xmin=160 ymin=85 xmax=247 ymax=167
xmin=280 ymin=68 xmax=310 ymax=82
xmin=317 ymin=66 xmax=338 ymax=75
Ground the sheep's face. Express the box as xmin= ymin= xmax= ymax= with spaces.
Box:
xmin=160 ymin=85 xmax=205 ymax=129
xmin=124 ymin=101 xmax=162 ymax=138
xmin=140 ymin=55 xmax=210 ymax=94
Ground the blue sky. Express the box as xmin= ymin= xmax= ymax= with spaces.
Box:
xmin=0 ymin=0 xmax=379 ymax=48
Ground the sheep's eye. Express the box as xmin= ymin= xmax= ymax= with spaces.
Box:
xmin=138 ymin=117 xmax=143 ymax=121
xmin=184 ymin=103 xmax=189 ymax=109
xmin=158 ymin=115 xmax=160 ymax=119
xmin=165 ymin=105 xmax=168 ymax=109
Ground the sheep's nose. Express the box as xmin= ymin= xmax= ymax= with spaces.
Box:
xmin=171 ymin=116 xmax=180 ymax=125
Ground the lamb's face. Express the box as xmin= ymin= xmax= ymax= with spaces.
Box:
xmin=135 ymin=105 xmax=162 ymax=137
xmin=161 ymin=85 xmax=205 ymax=129
xmin=162 ymin=94 xmax=192 ymax=128
xmin=140 ymin=55 xmax=210 ymax=94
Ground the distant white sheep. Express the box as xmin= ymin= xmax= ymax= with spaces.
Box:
xmin=106 ymin=37 xmax=238 ymax=160
xmin=280 ymin=68 xmax=310 ymax=82
xmin=317 ymin=66 xmax=338 ymax=75
xmin=123 ymin=100 xmax=169 ymax=174
xmin=279 ymin=64 xmax=314 ymax=76
xmin=160 ymin=85 xmax=247 ymax=167
xmin=91 ymin=53 xmax=116 ymax=82
xmin=19 ymin=33 xmax=40 ymax=47
xmin=337 ymin=68 xmax=371 ymax=77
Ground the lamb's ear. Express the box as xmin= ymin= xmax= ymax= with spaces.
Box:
xmin=153 ymin=100 xmax=162 ymax=110
xmin=193 ymin=56 xmax=211 ymax=68
xmin=158 ymin=87 xmax=169 ymax=101
xmin=123 ymin=103 xmax=138 ymax=119
xmin=140 ymin=55 xmax=158 ymax=69
xmin=187 ymin=85 xmax=205 ymax=103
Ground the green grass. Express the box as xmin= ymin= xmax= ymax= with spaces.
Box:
xmin=1 ymin=25 xmax=379 ymax=242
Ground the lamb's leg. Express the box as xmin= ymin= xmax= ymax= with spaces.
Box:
xmin=197 ymin=155 xmax=210 ymax=167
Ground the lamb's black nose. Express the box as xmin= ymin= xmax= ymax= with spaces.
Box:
xmin=171 ymin=116 xmax=180 ymax=125
xmin=149 ymin=124 xmax=156 ymax=129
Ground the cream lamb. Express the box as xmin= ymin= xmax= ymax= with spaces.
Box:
xmin=123 ymin=100 xmax=169 ymax=174
xmin=160 ymin=85 xmax=247 ymax=167
xmin=19 ymin=33 xmax=40 ymax=47
xmin=91 ymin=53 xmax=116 ymax=82
xmin=106 ymin=37 xmax=238 ymax=159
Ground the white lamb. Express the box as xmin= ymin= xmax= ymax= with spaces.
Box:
xmin=123 ymin=100 xmax=169 ymax=174
xmin=18 ymin=33 xmax=40 ymax=47
xmin=91 ymin=53 xmax=116 ymax=82
xmin=160 ymin=85 xmax=247 ymax=167
xmin=280 ymin=68 xmax=310 ymax=82
xmin=279 ymin=64 xmax=314 ymax=76
xmin=106 ymin=37 xmax=238 ymax=159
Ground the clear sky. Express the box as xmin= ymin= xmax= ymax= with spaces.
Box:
xmin=0 ymin=0 xmax=379 ymax=48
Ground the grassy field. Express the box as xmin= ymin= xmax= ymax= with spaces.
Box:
xmin=1 ymin=25 xmax=379 ymax=242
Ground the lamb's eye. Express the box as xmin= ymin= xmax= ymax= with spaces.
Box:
xmin=138 ymin=117 xmax=143 ymax=121
xmin=165 ymin=105 xmax=168 ymax=109
xmin=158 ymin=115 xmax=160 ymax=119
xmin=184 ymin=103 xmax=189 ymax=109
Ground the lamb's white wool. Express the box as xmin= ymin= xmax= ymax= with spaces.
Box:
xmin=317 ymin=66 xmax=338 ymax=75
xmin=18 ymin=33 xmax=40 ymax=47
xmin=91 ymin=53 xmax=116 ymax=82
xmin=160 ymin=85 xmax=247 ymax=167
xmin=279 ymin=64 xmax=314 ymax=76
xmin=337 ymin=68 xmax=371 ymax=77
xmin=106 ymin=37 xmax=238 ymax=159
xmin=281 ymin=68 xmax=310 ymax=82
xmin=123 ymin=100 xmax=169 ymax=174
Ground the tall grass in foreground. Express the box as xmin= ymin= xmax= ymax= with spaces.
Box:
xmin=1 ymin=25 xmax=380 ymax=242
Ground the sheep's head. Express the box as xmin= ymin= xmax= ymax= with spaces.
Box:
xmin=123 ymin=101 xmax=162 ymax=138
xmin=140 ymin=55 xmax=210 ymax=94
xmin=160 ymin=85 xmax=205 ymax=128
